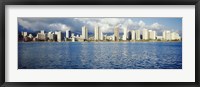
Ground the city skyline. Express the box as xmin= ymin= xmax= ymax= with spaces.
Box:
xmin=18 ymin=17 xmax=182 ymax=36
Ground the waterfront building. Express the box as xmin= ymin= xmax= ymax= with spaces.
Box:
xmin=156 ymin=36 xmax=163 ymax=40
xmin=72 ymin=37 xmax=75 ymax=42
xmin=41 ymin=30 xmax=45 ymax=34
xmin=82 ymin=26 xmax=88 ymax=40
xmin=136 ymin=30 xmax=141 ymax=40
xmin=142 ymin=29 xmax=148 ymax=40
xmin=114 ymin=26 xmax=119 ymax=41
xmin=21 ymin=32 xmax=27 ymax=37
xmin=37 ymin=33 xmax=46 ymax=41
xmin=76 ymin=34 xmax=80 ymax=38
xmin=171 ymin=32 xmax=181 ymax=40
xmin=28 ymin=34 xmax=33 ymax=38
xmin=122 ymin=27 xmax=128 ymax=40
xmin=55 ymin=31 xmax=61 ymax=42
xmin=163 ymin=30 xmax=171 ymax=40
xmin=66 ymin=30 xmax=71 ymax=38
xmin=49 ymin=33 xmax=56 ymax=41
xmin=127 ymin=31 xmax=131 ymax=40
xmin=149 ymin=30 xmax=156 ymax=40
xmin=100 ymin=31 xmax=104 ymax=40
xmin=94 ymin=25 xmax=100 ymax=40
xmin=131 ymin=30 xmax=136 ymax=40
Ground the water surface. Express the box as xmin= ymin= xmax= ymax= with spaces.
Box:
xmin=18 ymin=42 xmax=182 ymax=69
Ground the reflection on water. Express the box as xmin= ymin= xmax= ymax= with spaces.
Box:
xmin=18 ymin=42 xmax=182 ymax=69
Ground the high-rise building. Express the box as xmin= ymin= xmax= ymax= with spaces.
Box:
xmin=49 ymin=33 xmax=56 ymax=41
xmin=136 ymin=30 xmax=141 ymax=40
xmin=122 ymin=27 xmax=128 ymax=40
xmin=41 ymin=30 xmax=45 ymax=34
xmin=171 ymin=32 xmax=181 ymax=40
xmin=66 ymin=30 xmax=71 ymax=38
xmin=38 ymin=33 xmax=46 ymax=41
xmin=114 ymin=26 xmax=119 ymax=41
xmin=28 ymin=34 xmax=33 ymax=38
xmin=149 ymin=30 xmax=156 ymax=40
xmin=94 ymin=25 xmax=100 ymax=40
xmin=142 ymin=29 xmax=148 ymax=40
xmin=131 ymin=30 xmax=136 ymax=40
xmin=55 ymin=31 xmax=61 ymax=42
xmin=100 ymin=31 xmax=104 ymax=40
xmin=22 ymin=32 xmax=27 ymax=37
xmin=163 ymin=30 xmax=171 ymax=40
xmin=82 ymin=26 xmax=88 ymax=40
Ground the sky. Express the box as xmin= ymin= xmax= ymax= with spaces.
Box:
xmin=18 ymin=17 xmax=182 ymax=36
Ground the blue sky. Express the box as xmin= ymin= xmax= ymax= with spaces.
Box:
xmin=18 ymin=17 xmax=182 ymax=36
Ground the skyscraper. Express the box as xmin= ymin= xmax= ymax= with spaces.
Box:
xmin=114 ymin=26 xmax=119 ymax=41
xmin=82 ymin=26 xmax=88 ymax=40
xmin=22 ymin=32 xmax=27 ymax=37
xmin=122 ymin=27 xmax=128 ymax=40
xmin=55 ymin=31 xmax=61 ymax=42
xmin=136 ymin=30 xmax=141 ymax=40
xmin=171 ymin=32 xmax=181 ymax=40
xmin=66 ymin=30 xmax=71 ymax=38
xmin=149 ymin=30 xmax=156 ymax=40
xmin=163 ymin=30 xmax=171 ymax=40
xmin=142 ymin=29 xmax=148 ymax=40
xmin=94 ymin=25 xmax=100 ymax=40
xmin=131 ymin=30 xmax=136 ymax=40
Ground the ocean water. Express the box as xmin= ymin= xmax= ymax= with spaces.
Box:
xmin=18 ymin=42 xmax=182 ymax=69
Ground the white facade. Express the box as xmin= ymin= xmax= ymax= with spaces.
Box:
xmin=163 ymin=30 xmax=171 ymax=40
xmin=100 ymin=31 xmax=103 ymax=40
xmin=171 ymin=32 xmax=181 ymax=40
xmin=55 ymin=31 xmax=61 ymax=42
xmin=122 ymin=27 xmax=128 ymax=40
xmin=28 ymin=34 xmax=33 ymax=38
xmin=114 ymin=26 xmax=119 ymax=41
xmin=41 ymin=30 xmax=45 ymax=34
xmin=82 ymin=26 xmax=88 ymax=40
xmin=142 ymin=29 xmax=148 ymax=40
xmin=131 ymin=30 xmax=136 ymax=40
xmin=136 ymin=30 xmax=140 ymax=40
xmin=66 ymin=30 xmax=71 ymax=38
xmin=94 ymin=25 xmax=100 ymax=40
xmin=149 ymin=30 xmax=156 ymax=40
xmin=22 ymin=32 xmax=27 ymax=37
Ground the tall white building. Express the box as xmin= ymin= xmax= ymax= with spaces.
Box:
xmin=122 ymin=27 xmax=128 ymax=40
xmin=149 ymin=30 xmax=156 ymax=40
xmin=131 ymin=30 xmax=136 ymax=40
xmin=94 ymin=25 xmax=100 ymax=40
xmin=163 ymin=30 xmax=171 ymax=40
xmin=142 ymin=29 xmax=148 ymax=40
xmin=55 ymin=31 xmax=61 ymax=42
xmin=100 ymin=31 xmax=103 ymax=40
xmin=136 ymin=30 xmax=141 ymax=40
xmin=114 ymin=26 xmax=119 ymax=41
xmin=66 ymin=30 xmax=71 ymax=38
xmin=171 ymin=32 xmax=181 ymax=40
xmin=41 ymin=30 xmax=45 ymax=34
xmin=82 ymin=26 xmax=88 ymax=40
xmin=21 ymin=32 xmax=28 ymax=37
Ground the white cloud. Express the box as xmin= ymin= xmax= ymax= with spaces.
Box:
xmin=18 ymin=18 xmax=32 ymax=29
xmin=150 ymin=23 xmax=162 ymax=29
xmin=48 ymin=23 xmax=71 ymax=32
xmin=138 ymin=20 xmax=145 ymax=28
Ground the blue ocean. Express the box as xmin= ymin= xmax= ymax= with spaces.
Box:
xmin=18 ymin=42 xmax=182 ymax=69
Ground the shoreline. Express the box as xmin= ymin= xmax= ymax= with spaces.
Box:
xmin=18 ymin=40 xmax=182 ymax=43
